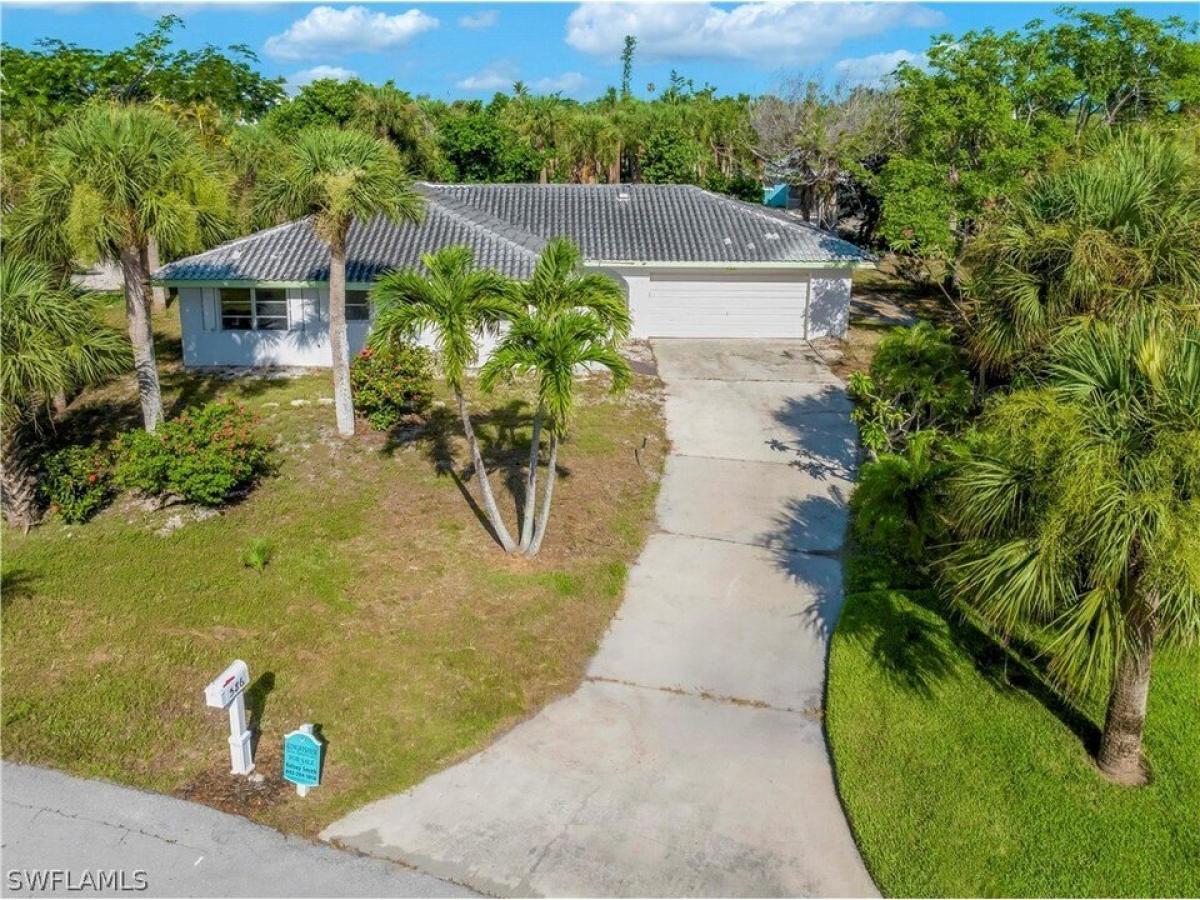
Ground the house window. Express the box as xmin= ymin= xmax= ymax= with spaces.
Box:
xmin=346 ymin=289 xmax=371 ymax=321
xmin=221 ymin=287 xmax=288 ymax=331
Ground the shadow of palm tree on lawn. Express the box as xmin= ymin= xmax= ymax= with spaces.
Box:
xmin=381 ymin=398 xmax=572 ymax=548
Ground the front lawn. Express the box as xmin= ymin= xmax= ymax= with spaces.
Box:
xmin=1 ymin=309 xmax=665 ymax=836
xmin=827 ymin=555 xmax=1200 ymax=897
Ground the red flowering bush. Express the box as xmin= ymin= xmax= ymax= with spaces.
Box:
xmin=114 ymin=401 xmax=273 ymax=506
xmin=350 ymin=342 xmax=435 ymax=430
xmin=40 ymin=444 xmax=115 ymax=523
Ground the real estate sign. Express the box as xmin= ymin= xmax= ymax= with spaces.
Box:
xmin=283 ymin=725 xmax=323 ymax=796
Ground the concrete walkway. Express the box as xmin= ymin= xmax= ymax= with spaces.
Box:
xmin=1 ymin=763 xmax=475 ymax=898
xmin=324 ymin=340 xmax=876 ymax=897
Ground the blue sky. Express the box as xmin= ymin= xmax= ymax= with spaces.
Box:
xmin=2 ymin=2 xmax=1194 ymax=100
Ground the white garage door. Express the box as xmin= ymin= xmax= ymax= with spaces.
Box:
xmin=634 ymin=272 xmax=809 ymax=338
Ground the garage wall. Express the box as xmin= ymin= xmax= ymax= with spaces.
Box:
xmin=178 ymin=287 xmax=501 ymax=369
xmin=806 ymin=269 xmax=853 ymax=338
xmin=611 ymin=267 xmax=853 ymax=340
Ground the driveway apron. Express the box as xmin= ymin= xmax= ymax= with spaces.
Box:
xmin=323 ymin=339 xmax=876 ymax=898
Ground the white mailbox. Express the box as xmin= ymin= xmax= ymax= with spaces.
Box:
xmin=204 ymin=659 xmax=250 ymax=709
xmin=203 ymin=659 xmax=254 ymax=776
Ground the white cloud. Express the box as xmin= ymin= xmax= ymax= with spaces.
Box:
xmin=458 ymin=9 xmax=498 ymax=30
xmin=565 ymin=2 xmax=946 ymax=65
xmin=834 ymin=49 xmax=927 ymax=86
xmin=286 ymin=64 xmax=358 ymax=93
xmin=456 ymin=62 xmax=587 ymax=96
xmin=533 ymin=72 xmax=588 ymax=94
xmin=265 ymin=6 xmax=438 ymax=61
xmin=456 ymin=61 xmax=518 ymax=92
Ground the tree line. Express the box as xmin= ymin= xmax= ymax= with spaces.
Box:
xmin=6 ymin=9 xmax=1195 ymax=252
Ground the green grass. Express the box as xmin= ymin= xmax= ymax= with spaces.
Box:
xmin=827 ymin=553 xmax=1200 ymax=897
xmin=1 ymin=308 xmax=667 ymax=835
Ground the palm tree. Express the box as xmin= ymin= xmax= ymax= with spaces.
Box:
xmin=943 ymin=316 xmax=1200 ymax=784
xmin=1 ymin=257 xmax=128 ymax=530
xmin=370 ymin=246 xmax=522 ymax=551
xmin=480 ymin=239 xmax=631 ymax=556
xmin=256 ymin=127 xmax=423 ymax=436
xmin=9 ymin=103 xmax=231 ymax=431
xmin=351 ymin=83 xmax=442 ymax=179
xmin=965 ymin=127 xmax=1200 ymax=376
xmin=225 ymin=124 xmax=284 ymax=232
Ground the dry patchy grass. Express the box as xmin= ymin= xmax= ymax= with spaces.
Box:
xmin=1 ymin=303 xmax=666 ymax=835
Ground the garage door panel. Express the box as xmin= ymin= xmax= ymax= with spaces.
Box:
xmin=634 ymin=274 xmax=809 ymax=339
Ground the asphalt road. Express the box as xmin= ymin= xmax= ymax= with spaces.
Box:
xmin=1 ymin=763 xmax=477 ymax=898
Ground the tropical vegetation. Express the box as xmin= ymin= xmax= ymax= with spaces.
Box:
xmin=831 ymin=114 xmax=1200 ymax=895
xmin=0 ymin=258 xmax=128 ymax=529
xmin=479 ymin=238 xmax=632 ymax=556
xmin=254 ymin=127 xmax=423 ymax=436
xmin=370 ymin=246 xmax=523 ymax=550
xmin=8 ymin=103 xmax=231 ymax=431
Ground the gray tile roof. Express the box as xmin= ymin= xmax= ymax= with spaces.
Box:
xmin=156 ymin=183 xmax=868 ymax=284
xmin=429 ymin=183 xmax=869 ymax=264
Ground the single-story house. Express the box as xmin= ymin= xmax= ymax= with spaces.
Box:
xmin=155 ymin=183 xmax=873 ymax=368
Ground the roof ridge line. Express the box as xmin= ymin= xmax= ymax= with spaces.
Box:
xmin=687 ymin=184 xmax=838 ymax=238
xmin=185 ymin=216 xmax=313 ymax=260
xmin=420 ymin=186 xmax=546 ymax=260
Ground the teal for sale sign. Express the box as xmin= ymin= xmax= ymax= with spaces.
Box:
xmin=282 ymin=727 xmax=323 ymax=788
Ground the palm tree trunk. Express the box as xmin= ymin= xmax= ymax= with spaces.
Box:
xmin=145 ymin=238 xmax=167 ymax=313
xmin=1 ymin=424 xmax=39 ymax=532
xmin=526 ymin=432 xmax=558 ymax=557
xmin=520 ymin=404 xmax=544 ymax=551
xmin=455 ymin=388 xmax=517 ymax=552
xmin=119 ymin=246 xmax=164 ymax=432
xmin=1097 ymin=600 xmax=1156 ymax=785
xmin=328 ymin=237 xmax=356 ymax=437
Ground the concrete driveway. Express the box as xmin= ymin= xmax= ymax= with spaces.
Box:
xmin=323 ymin=340 xmax=875 ymax=897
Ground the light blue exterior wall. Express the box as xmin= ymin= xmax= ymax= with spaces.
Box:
xmin=177 ymin=286 xmax=501 ymax=368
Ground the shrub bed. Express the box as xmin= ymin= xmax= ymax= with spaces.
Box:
xmin=350 ymin=343 xmax=435 ymax=431
xmin=40 ymin=444 xmax=115 ymax=523
xmin=114 ymin=401 xmax=272 ymax=506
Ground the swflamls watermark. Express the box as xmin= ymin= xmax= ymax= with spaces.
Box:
xmin=5 ymin=869 xmax=149 ymax=893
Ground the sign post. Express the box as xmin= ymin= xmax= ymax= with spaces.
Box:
xmin=203 ymin=660 xmax=254 ymax=776
xmin=282 ymin=724 xmax=323 ymax=797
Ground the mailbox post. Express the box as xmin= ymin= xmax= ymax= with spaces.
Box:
xmin=203 ymin=660 xmax=254 ymax=775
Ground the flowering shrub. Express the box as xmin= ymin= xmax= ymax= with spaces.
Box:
xmin=41 ymin=444 xmax=115 ymax=523
xmin=114 ymin=401 xmax=273 ymax=506
xmin=350 ymin=343 xmax=435 ymax=431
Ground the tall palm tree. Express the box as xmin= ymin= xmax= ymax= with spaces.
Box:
xmin=9 ymin=103 xmax=231 ymax=431
xmin=481 ymin=239 xmax=631 ymax=556
xmin=370 ymin=246 xmax=522 ymax=551
xmin=1 ymin=257 xmax=128 ymax=530
xmin=965 ymin=127 xmax=1200 ymax=376
xmin=256 ymin=127 xmax=423 ymax=436
xmin=944 ymin=316 xmax=1200 ymax=784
